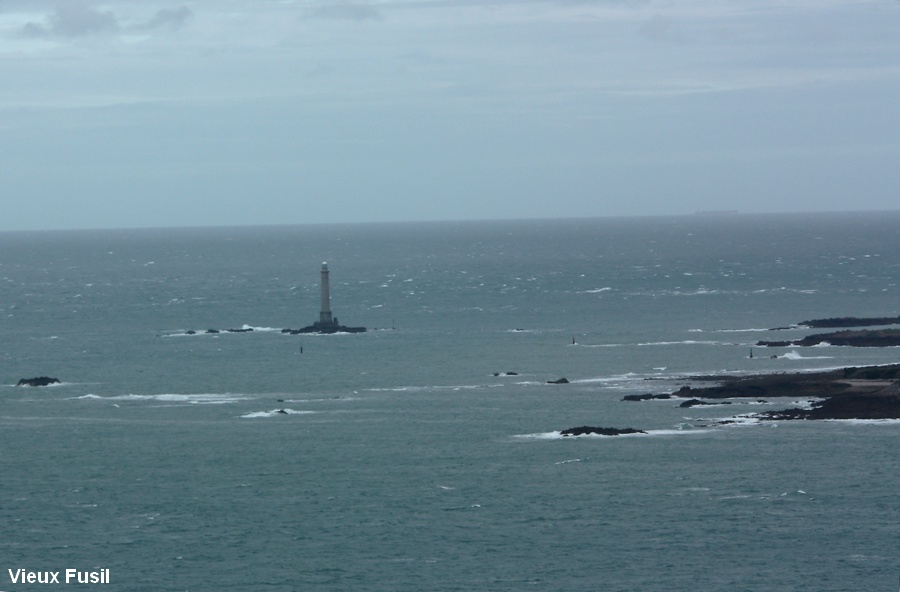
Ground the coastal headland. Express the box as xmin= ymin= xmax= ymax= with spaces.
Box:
xmin=628 ymin=365 xmax=900 ymax=421
xmin=758 ymin=329 xmax=900 ymax=348
xmin=797 ymin=315 xmax=900 ymax=328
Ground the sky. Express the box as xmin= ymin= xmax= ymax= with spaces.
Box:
xmin=1 ymin=0 xmax=899 ymax=231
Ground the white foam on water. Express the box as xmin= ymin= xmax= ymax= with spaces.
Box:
xmin=514 ymin=427 xmax=715 ymax=440
xmin=644 ymin=428 xmax=717 ymax=436
xmin=76 ymin=393 xmax=251 ymax=404
xmin=13 ymin=381 xmax=67 ymax=388
xmin=241 ymin=409 xmax=315 ymax=418
xmin=240 ymin=324 xmax=281 ymax=332
xmin=823 ymin=418 xmax=900 ymax=425
xmin=573 ymin=373 xmax=639 ymax=385
xmin=781 ymin=350 xmax=833 ymax=360
xmin=514 ymin=431 xmax=564 ymax=440
xmin=367 ymin=383 xmax=504 ymax=393
xmin=280 ymin=396 xmax=357 ymax=403
xmin=637 ymin=340 xmax=722 ymax=346
xmin=700 ymin=414 xmax=762 ymax=427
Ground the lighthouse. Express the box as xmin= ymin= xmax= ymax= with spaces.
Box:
xmin=319 ymin=262 xmax=334 ymax=326
xmin=286 ymin=262 xmax=365 ymax=334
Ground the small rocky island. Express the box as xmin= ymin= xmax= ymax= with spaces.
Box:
xmin=181 ymin=263 xmax=366 ymax=336
xmin=285 ymin=262 xmax=366 ymax=334
xmin=560 ymin=426 xmax=647 ymax=436
xmin=17 ymin=376 xmax=61 ymax=387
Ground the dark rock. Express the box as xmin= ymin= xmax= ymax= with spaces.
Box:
xmin=206 ymin=329 xmax=220 ymax=334
xmin=799 ymin=316 xmax=900 ymax=328
xmin=758 ymin=329 xmax=900 ymax=348
xmin=672 ymin=364 xmax=900 ymax=421
xmin=841 ymin=366 xmax=900 ymax=380
xmin=547 ymin=377 xmax=569 ymax=384
xmin=17 ymin=376 xmax=61 ymax=387
xmin=561 ymin=425 xmax=647 ymax=436
xmin=623 ymin=393 xmax=672 ymax=401
xmin=185 ymin=330 xmax=196 ymax=335
xmin=679 ymin=398 xmax=731 ymax=408
xmin=284 ymin=324 xmax=366 ymax=334
xmin=758 ymin=388 xmax=900 ymax=421
xmin=226 ymin=327 xmax=254 ymax=333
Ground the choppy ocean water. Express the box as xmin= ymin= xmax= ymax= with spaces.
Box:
xmin=1 ymin=212 xmax=898 ymax=591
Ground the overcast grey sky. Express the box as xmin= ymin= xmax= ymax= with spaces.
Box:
xmin=2 ymin=0 xmax=898 ymax=231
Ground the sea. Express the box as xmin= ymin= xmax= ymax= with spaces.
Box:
xmin=1 ymin=211 xmax=898 ymax=592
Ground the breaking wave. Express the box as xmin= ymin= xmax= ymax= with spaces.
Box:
xmin=514 ymin=428 xmax=715 ymax=440
xmin=241 ymin=409 xmax=316 ymax=418
xmin=72 ymin=393 xmax=251 ymax=404
xmin=780 ymin=350 xmax=833 ymax=360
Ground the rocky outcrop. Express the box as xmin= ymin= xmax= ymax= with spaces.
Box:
xmin=759 ymin=387 xmax=900 ymax=421
xmin=547 ymin=377 xmax=569 ymax=384
xmin=180 ymin=325 xmax=364 ymax=336
xmin=17 ymin=376 xmax=61 ymax=387
xmin=623 ymin=393 xmax=673 ymax=401
xmin=666 ymin=365 xmax=900 ymax=420
xmin=560 ymin=426 xmax=647 ymax=436
xmin=679 ymin=398 xmax=730 ymax=408
xmin=799 ymin=316 xmax=900 ymax=328
xmin=757 ymin=329 xmax=900 ymax=348
xmin=282 ymin=325 xmax=366 ymax=334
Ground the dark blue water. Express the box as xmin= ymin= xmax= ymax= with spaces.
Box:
xmin=2 ymin=213 xmax=898 ymax=591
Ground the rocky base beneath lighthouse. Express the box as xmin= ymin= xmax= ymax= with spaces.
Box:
xmin=282 ymin=321 xmax=366 ymax=334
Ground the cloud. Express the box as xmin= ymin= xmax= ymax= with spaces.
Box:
xmin=19 ymin=3 xmax=192 ymax=38
xmin=135 ymin=6 xmax=193 ymax=32
xmin=305 ymin=1 xmax=383 ymax=21
xmin=22 ymin=4 xmax=119 ymax=37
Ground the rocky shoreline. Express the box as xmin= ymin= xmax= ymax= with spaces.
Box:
xmin=757 ymin=329 xmax=900 ymax=348
xmin=798 ymin=316 xmax=900 ymax=328
xmin=626 ymin=365 xmax=900 ymax=421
